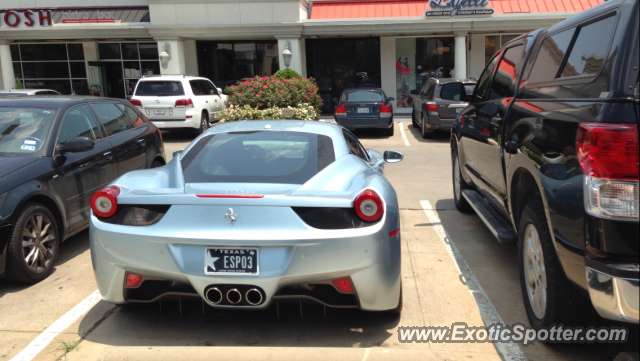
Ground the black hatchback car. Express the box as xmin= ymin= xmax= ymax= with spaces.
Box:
xmin=0 ymin=96 xmax=165 ymax=283
xmin=451 ymin=0 xmax=638 ymax=328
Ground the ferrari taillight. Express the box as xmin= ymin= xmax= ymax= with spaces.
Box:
xmin=354 ymin=189 xmax=383 ymax=222
xmin=91 ymin=185 xmax=120 ymax=218
xmin=335 ymin=104 xmax=347 ymax=116
xmin=332 ymin=278 xmax=353 ymax=292
xmin=126 ymin=273 xmax=143 ymax=287
xmin=380 ymin=104 xmax=392 ymax=116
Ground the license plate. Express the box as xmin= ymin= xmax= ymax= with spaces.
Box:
xmin=357 ymin=108 xmax=369 ymax=113
xmin=204 ymin=247 xmax=259 ymax=276
xmin=154 ymin=109 xmax=165 ymax=115
xmin=455 ymin=108 xmax=463 ymax=114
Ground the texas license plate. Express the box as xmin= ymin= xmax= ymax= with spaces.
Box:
xmin=357 ymin=108 xmax=369 ymax=113
xmin=204 ymin=247 xmax=259 ymax=275
xmin=154 ymin=109 xmax=165 ymax=115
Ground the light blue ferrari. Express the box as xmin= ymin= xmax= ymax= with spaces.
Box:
xmin=89 ymin=120 xmax=403 ymax=313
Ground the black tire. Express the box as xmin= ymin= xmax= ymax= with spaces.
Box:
xmin=386 ymin=123 xmax=395 ymax=136
xmin=411 ymin=110 xmax=418 ymax=128
xmin=387 ymin=285 xmax=403 ymax=314
xmin=421 ymin=114 xmax=432 ymax=139
xmin=150 ymin=159 xmax=163 ymax=168
xmin=452 ymin=148 xmax=472 ymax=213
xmin=194 ymin=111 xmax=209 ymax=135
xmin=518 ymin=201 xmax=582 ymax=329
xmin=5 ymin=203 xmax=60 ymax=283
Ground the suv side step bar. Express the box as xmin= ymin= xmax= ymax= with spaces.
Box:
xmin=462 ymin=189 xmax=518 ymax=244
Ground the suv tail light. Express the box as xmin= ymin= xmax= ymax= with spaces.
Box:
xmin=354 ymin=189 xmax=384 ymax=222
xmin=426 ymin=102 xmax=437 ymax=112
xmin=175 ymin=98 xmax=194 ymax=108
xmin=576 ymin=123 xmax=638 ymax=220
xmin=91 ymin=186 xmax=120 ymax=218
xmin=380 ymin=104 xmax=392 ymax=116
xmin=335 ymin=104 xmax=347 ymax=116
xmin=130 ymin=99 xmax=142 ymax=107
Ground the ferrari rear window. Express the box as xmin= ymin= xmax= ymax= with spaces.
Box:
xmin=181 ymin=131 xmax=335 ymax=184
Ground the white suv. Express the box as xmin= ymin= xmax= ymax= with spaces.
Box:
xmin=130 ymin=75 xmax=227 ymax=134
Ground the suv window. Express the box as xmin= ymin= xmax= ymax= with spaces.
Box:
xmin=134 ymin=81 xmax=185 ymax=96
xmin=91 ymin=103 xmax=133 ymax=136
xmin=58 ymin=105 xmax=102 ymax=145
xmin=425 ymin=82 xmax=436 ymax=99
xmin=473 ymin=55 xmax=499 ymax=103
xmin=342 ymin=129 xmax=368 ymax=161
xmin=560 ymin=15 xmax=616 ymax=78
xmin=440 ymin=83 xmax=468 ymax=101
xmin=489 ymin=45 xmax=526 ymax=100
xmin=528 ymin=28 xmax=575 ymax=83
xmin=190 ymin=80 xmax=205 ymax=96
xmin=117 ymin=103 xmax=145 ymax=127
xmin=202 ymin=80 xmax=218 ymax=95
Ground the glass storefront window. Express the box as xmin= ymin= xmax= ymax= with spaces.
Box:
xmin=98 ymin=43 xmax=121 ymax=60
xmin=196 ymin=41 xmax=279 ymax=90
xmin=139 ymin=43 xmax=158 ymax=60
xmin=11 ymin=43 xmax=88 ymax=95
xmin=121 ymin=43 xmax=139 ymax=60
xmin=395 ymin=37 xmax=455 ymax=109
xmin=485 ymin=35 xmax=523 ymax=64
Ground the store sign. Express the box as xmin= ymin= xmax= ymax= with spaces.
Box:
xmin=425 ymin=0 xmax=494 ymax=17
xmin=0 ymin=7 xmax=150 ymax=28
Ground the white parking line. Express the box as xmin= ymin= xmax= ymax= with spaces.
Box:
xmin=10 ymin=290 xmax=102 ymax=361
xmin=398 ymin=123 xmax=410 ymax=146
xmin=420 ymin=201 xmax=526 ymax=361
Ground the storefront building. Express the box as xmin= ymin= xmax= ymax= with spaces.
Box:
xmin=1 ymin=0 xmax=602 ymax=112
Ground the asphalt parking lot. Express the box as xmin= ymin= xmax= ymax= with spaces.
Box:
xmin=1 ymin=119 xmax=638 ymax=361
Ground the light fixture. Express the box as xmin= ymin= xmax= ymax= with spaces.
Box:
xmin=159 ymin=42 xmax=171 ymax=70
xmin=282 ymin=41 xmax=292 ymax=68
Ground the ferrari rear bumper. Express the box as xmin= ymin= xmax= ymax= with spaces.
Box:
xmin=89 ymin=209 xmax=401 ymax=311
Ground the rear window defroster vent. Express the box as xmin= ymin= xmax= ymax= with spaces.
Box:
xmin=101 ymin=205 xmax=171 ymax=226
xmin=292 ymin=207 xmax=380 ymax=229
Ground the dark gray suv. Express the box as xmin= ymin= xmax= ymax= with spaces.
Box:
xmin=411 ymin=78 xmax=476 ymax=138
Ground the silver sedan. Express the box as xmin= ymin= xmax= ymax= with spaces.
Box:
xmin=89 ymin=120 xmax=403 ymax=313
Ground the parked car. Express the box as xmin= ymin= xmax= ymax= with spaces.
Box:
xmin=0 ymin=89 xmax=61 ymax=97
xmin=451 ymin=0 xmax=638 ymax=328
xmin=334 ymin=88 xmax=395 ymax=136
xmin=411 ymin=78 xmax=476 ymax=138
xmin=89 ymin=120 xmax=404 ymax=313
xmin=0 ymin=96 xmax=165 ymax=283
xmin=130 ymin=75 xmax=227 ymax=135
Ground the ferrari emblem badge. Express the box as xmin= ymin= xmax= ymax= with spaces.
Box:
xmin=225 ymin=208 xmax=237 ymax=225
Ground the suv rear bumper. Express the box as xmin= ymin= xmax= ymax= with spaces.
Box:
xmin=587 ymin=265 xmax=639 ymax=323
xmin=150 ymin=112 xmax=201 ymax=129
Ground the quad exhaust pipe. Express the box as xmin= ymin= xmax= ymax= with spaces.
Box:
xmin=226 ymin=288 xmax=242 ymax=304
xmin=205 ymin=287 xmax=223 ymax=305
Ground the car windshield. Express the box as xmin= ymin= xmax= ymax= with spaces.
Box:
xmin=0 ymin=107 xmax=57 ymax=156
xmin=181 ymin=131 xmax=335 ymax=184
xmin=343 ymin=91 xmax=384 ymax=102
xmin=134 ymin=81 xmax=185 ymax=96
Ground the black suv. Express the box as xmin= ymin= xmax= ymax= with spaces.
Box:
xmin=0 ymin=97 xmax=165 ymax=283
xmin=451 ymin=0 xmax=638 ymax=328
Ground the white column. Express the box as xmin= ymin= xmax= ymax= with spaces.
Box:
xmin=454 ymin=32 xmax=468 ymax=80
xmin=183 ymin=40 xmax=199 ymax=76
xmin=0 ymin=41 xmax=16 ymax=90
xmin=380 ymin=37 xmax=396 ymax=112
xmin=276 ymin=36 xmax=303 ymax=75
xmin=469 ymin=33 xmax=486 ymax=79
xmin=156 ymin=38 xmax=186 ymax=75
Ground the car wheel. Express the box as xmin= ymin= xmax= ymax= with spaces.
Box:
xmin=5 ymin=203 xmax=59 ymax=283
xmin=452 ymin=148 xmax=472 ymax=213
xmin=421 ymin=114 xmax=432 ymax=139
xmin=518 ymin=201 xmax=581 ymax=329
xmin=195 ymin=112 xmax=208 ymax=135
xmin=150 ymin=159 xmax=163 ymax=168
xmin=386 ymin=123 xmax=395 ymax=136
xmin=411 ymin=110 xmax=418 ymax=128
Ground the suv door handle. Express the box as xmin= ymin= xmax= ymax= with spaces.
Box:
xmin=138 ymin=139 xmax=145 ymax=147
xmin=103 ymin=151 xmax=113 ymax=160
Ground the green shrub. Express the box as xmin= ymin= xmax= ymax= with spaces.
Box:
xmin=274 ymin=68 xmax=302 ymax=79
xmin=217 ymin=104 xmax=319 ymax=122
xmin=14 ymin=77 xmax=23 ymax=89
xmin=223 ymin=75 xmax=323 ymax=113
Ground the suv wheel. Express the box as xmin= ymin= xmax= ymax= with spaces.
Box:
xmin=518 ymin=201 xmax=581 ymax=329
xmin=195 ymin=112 xmax=209 ymax=135
xmin=421 ymin=114 xmax=432 ymax=139
xmin=452 ymin=148 xmax=471 ymax=212
xmin=5 ymin=203 xmax=59 ymax=283
xmin=411 ymin=111 xmax=417 ymax=128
